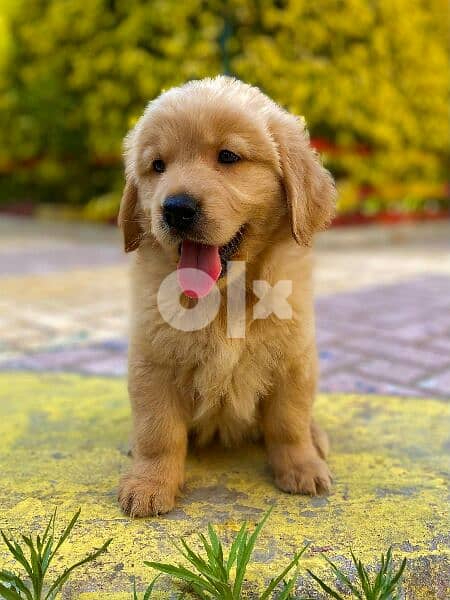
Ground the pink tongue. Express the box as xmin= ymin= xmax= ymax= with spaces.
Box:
xmin=177 ymin=240 xmax=222 ymax=298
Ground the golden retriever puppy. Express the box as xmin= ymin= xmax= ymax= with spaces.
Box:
xmin=118 ymin=76 xmax=336 ymax=517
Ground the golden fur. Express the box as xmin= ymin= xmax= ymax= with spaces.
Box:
xmin=117 ymin=76 xmax=337 ymax=517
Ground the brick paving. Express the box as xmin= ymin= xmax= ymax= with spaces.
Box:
xmin=317 ymin=275 xmax=450 ymax=399
xmin=0 ymin=216 xmax=449 ymax=399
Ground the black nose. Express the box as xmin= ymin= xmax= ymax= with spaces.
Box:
xmin=163 ymin=194 xmax=199 ymax=232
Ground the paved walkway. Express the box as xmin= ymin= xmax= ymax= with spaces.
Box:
xmin=0 ymin=217 xmax=449 ymax=598
xmin=1 ymin=217 xmax=449 ymax=399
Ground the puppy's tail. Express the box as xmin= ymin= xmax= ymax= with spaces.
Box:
xmin=311 ymin=419 xmax=329 ymax=459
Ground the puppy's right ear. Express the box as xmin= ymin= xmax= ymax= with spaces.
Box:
xmin=270 ymin=114 xmax=336 ymax=247
xmin=118 ymin=178 xmax=142 ymax=253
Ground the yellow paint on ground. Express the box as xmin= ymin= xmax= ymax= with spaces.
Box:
xmin=0 ymin=373 xmax=448 ymax=598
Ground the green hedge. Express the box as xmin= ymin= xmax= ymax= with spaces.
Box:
xmin=0 ymin=0 xmax=448 ymax=217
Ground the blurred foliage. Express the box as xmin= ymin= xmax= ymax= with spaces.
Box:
xmin=0 ymin=0 xmax=448 ymax=217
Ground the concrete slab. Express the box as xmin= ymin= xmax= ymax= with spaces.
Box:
xmin=0 ymin=373 xmax=448 ymax=598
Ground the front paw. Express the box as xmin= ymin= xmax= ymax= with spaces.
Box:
xmin=118 ymin=473 xmax=178 ymax=517
xmin=274 ymin=455 xmax=332 ymax=496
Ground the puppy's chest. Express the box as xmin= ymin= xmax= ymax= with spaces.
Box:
xmin=176 ymin=332 xmax=278 ymax=444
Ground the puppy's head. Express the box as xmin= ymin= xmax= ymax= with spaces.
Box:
xmin=119 ymin=77 xmax=336 ymax=297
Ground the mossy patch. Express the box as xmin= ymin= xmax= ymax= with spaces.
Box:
xmin=0 ymin=373 xmax=448 ymax=598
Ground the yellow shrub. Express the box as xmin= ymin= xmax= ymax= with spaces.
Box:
xmin=0 ymin=0 xmax=448 ymax=215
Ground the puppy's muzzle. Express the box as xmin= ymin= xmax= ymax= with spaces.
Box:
xmin=163 ymin=194 xmax=199 ymax=234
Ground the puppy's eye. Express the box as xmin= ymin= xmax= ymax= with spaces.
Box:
xmin=152 ymin=159 xmax=166 ymax=173
xmin=218 ymin=149 xmax=240 ymax=164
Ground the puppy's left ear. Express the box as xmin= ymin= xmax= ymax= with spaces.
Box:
xmin=118 ymin=177 xmax=142 ymax=253
xmin=271 ymin=114 xmax=337 ymax=246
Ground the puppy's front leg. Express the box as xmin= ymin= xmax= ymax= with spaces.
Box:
xmin=262 ymin=360 xmax=331 ymax=496
xmin=118 ymin=363 xmax=187 ymax=517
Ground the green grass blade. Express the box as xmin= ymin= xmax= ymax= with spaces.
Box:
xmin=44 ymin=538 xmax=112 ymax=600
xmin=35 ymin=511 xmax=55 ymax=557
xmin=387 ymin=557 xmax=407 ymax=592
xmin=198 ymin=532 xmax=228 ymax=583
xmin=323 ymin=555 xmax=362 ymax=598
xmin=205 ymin=523 xmax=228 ymax=582
xmin=0 ymin=582 xmax=23 ymax=600
xmin=35 ymin=534 xmax=42 ymax=555
xmin=311 ymin=548 xmax=408 ymax=600
xmin=276 ymin=577 xmax=298 ymax=600
xmin=178 ymin=537 xmax=230 ymax=594
xmin=192 ymin=588 xmax=211 ymax=600
xmin=226 ymin=522 xmax=247 ymax=577
xmin=177 ymin=538 xmax=209 ymax=567
xmin=142 ymin=572 xmax=162 ymax=599
xmin=307 ymin=569 xmax=346 ymax=600
xmin=198 ymin=533 xmax=213 ymax=558
xmin=203 ymin=527 xmax=225 ymax=571
xmin=20 ymin=535 xmax=43 ymax=597
xmin=41 ymin=509 xmax=57 ymax=548
xmin=0 ymin=533 xmax=34 ymax=582
xmin=232 ymin=506 xmax=273 ymax=597
xmin=144 ymin=561 xmax=217 ymax=595
xmin=351 ymin=551 xmax=372 ymax=597
xmin=260 ymin=544 xmax=309 ymax=600
xmin=233 ymin=528 xmax=250 ymax=597
xmin=197 ymin=533 xmax=217 ymax=572
xmin=176 ymin=537 xmax=229 ymax=591
xmin=178 ymin=537 xmax=215 ymax=577
xmin=0 ymin=570 xmax=33 ymax=600
xmin=1 ymin=509 xmax=111 ymax=600
xmin=40 ymin=536 xmax=54 ymax=574
xmin=189 ymin=585 xmax=210 ymax=600
xmin=277 ymin=575 xmax=300 ymax=600
xmin=47 ymin=572 xmax=72 ymax=600
xmin=51 ymin=508 xmax=81 ymax=558
xmin=207 ymin=524 xmax=221 ymax=556
xmin=373 ymin=562 xmax=385 ymax=593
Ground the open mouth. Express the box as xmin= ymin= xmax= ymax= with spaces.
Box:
xmin=177 ymin=226 xmax=246 ymax=298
